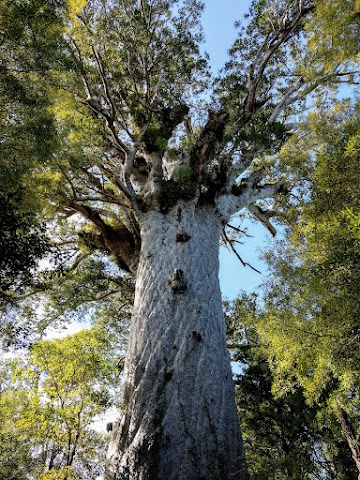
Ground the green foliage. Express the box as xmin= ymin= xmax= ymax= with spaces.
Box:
xmin=40 ymin=255 xmax=134 ymax=320
xmin=255 ymin=101 xmax=360 ymax=476
xmin=0 ymin=0 xmax=66 ymax=191
xmin=36 ymin=466 xmax=76 ymax=480
xmin=305 ymin=0 xmax=360 ymax=72
xmin=227 ymin=293 xmax=358 ymax=480
xmin=261 ymin=102 xmax=360 ymax=403
xmin=0 ymin=193 xmax=49 ymax=303
xmin=0 ymin=364 xmax=34 ymax=479
xmin=0 ymin=326 xmax=120 ymax=479
xmin=0 ymin=0 xmax=67 ymax=304
xmin=55 ymin=0 xmax=208 ymax=151
xmin=226 ymin=294 xmax=321 ymax=480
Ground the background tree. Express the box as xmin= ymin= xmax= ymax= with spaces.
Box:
xmin=226 ymin=293 xmax=358 ymax=480
xmin=0 ymin=0 xmax=69 ymax=350
xmin=1 ymin=0 xmax=359 ymax=478
xmin=257 ymin=101 xmax=360 ymax=478
xmin=0 ymin=325 xmax=122 ymax=480
xmin=226 ymin=294 xmax=320 ymax=480
xmin=225 ymin=294 xmax=321 ymax=480
xmin=0 ymin=0 xmax=66 ymax=298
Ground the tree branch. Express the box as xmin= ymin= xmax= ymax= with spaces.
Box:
xmin=92 ymin=46 xmax=116 ymax=120
xmin=217 ymin=170 xmax=285 ymax=220
xmin=70 ymin=37 xmax=94 ymax=100
xmin=224 ymin=151 xmax=261 ymax=193
xmin=96 ymin=164 xmax=135 ymax=202
xmin=57 ymin=163 xmax=77 ymax=200
xmin=67 ymin=253 xmax=88 ymax=272
xmin=82 ymin=288 xmax=124 ymax=303
xmin=269 ymin=76 xmax=305 ymax=122
xmin=66 ymin=201 xmax=140 ymax=273
xmin=247 ymin=204 xmax=277 ymax=237
xmin=227 ymin=223 xmax=253 ymax=238
xmin=222 ymin=229 xmax=262 ymax=274
xmin=232 ymin=3 xmax=314 ymax=133
xmin=189 ymin=109 xmax=230 ymax=192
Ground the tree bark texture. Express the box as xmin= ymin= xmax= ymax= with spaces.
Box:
xmin=106 ymin=201 xmax=247 ymax=480
xmin=337 ymin=406 xmax=360 ymax=477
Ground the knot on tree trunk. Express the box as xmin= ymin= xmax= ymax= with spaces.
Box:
xmin=176 ymin=231 xmax=191 ymax=243
xmin=168 ymin=269 xmax=187 ymax=293
xmin=190 ymin=330 xmax=202 ymax=342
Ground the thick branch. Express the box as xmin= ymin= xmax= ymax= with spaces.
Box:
xmin=224 ymin=151 xmax=261 ymax=193
xmin=189 ymin=110 xmax=230 ymax=192
xmin=67 ymin=201 xmax=140 ymax=274
xmin=247 ymin=204 xmax=277 ymax=237
xmin=96 ymin=164 xmax=137 ymax=207
xmin=217 ymin=169 xmax=285 ymax=220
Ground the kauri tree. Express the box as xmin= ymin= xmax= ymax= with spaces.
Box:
xmin=4 ymin=0 xmax=359 ymax=478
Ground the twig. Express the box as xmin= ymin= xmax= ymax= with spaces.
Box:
xmin=227 ymin=224 xmax=253 ymax=238
xmin=222 ymin=230 xmax=262 ymax=274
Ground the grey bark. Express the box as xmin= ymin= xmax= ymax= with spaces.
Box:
xmin=106 ymin=201 xmax=248 ymax=480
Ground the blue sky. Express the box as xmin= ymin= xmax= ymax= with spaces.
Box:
xmin=202 ymin=0 xmax=250 ymax=73
xmin=219 ymin=221 xmax=273 ymax=299
xmin=200 ymin=0 xmax=272 ymax=299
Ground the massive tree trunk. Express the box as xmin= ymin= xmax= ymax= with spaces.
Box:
xmin=106 ymin=200 xmax=247 ymax=480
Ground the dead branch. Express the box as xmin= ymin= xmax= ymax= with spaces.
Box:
xmin=222 ymin=229 xmax=262 ymax=274
xmin=247 ymin=204 xmax=277 ymax=237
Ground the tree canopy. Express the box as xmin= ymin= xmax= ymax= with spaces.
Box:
xmin=1 ymin=0 xmax=358 ymax=323
xmin=0 ymin=0 xmax=67 ymax=304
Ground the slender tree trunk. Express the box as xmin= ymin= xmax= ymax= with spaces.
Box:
xmin=106 ymin=201 xmax=248 ymax=480
xmin=337 ymin=406 xmax=360 ymax=478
